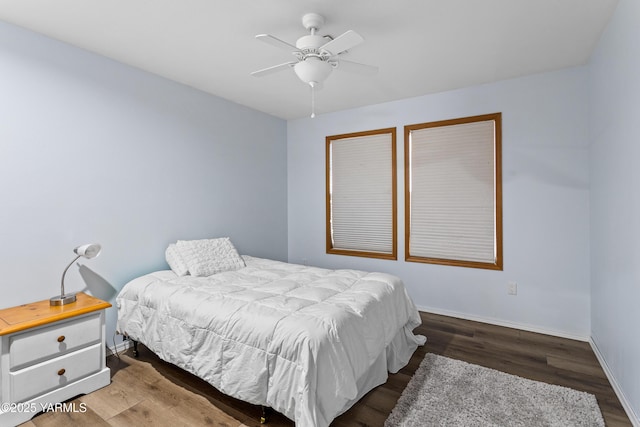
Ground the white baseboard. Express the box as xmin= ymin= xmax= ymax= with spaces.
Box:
xmin=107 ymin=337 xmax=131 ymax=356
xmin=416 ymin=305 xmax=589 ymax=342
xmin=589 ymin=338 xmax=640 ymax=427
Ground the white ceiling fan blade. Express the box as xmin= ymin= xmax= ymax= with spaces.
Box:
xmin=255 ymin=34 xmax=301 ymax=52
xmin=336 ymin=59 xmax=378 ymax=75
xmin=320 ymin=30 xmax=364 ymax=55
xmin=251 ymin=62 xmax=297 ymax=77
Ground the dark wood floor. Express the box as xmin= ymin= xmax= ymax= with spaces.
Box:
xmin=22 ymin=312 xmax=632 ymax=426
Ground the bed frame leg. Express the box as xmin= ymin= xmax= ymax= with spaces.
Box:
xmin=132 ymin=340 xmax=139 ymax=358
xmin=260 ymin=406 xmax=271 ymax=424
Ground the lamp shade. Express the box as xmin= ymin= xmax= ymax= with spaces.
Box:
xmin=294 ymin=57 xmax=332 ymax=85
xmin=75 ymin=243 xmax=101 ymax=259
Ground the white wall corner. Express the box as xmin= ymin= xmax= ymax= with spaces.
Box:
xmin=589 ymin=338 xmax=640 ymax=427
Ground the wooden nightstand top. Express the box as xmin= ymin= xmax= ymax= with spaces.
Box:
xmin=0 ymin=292 xmax=112 ymax=336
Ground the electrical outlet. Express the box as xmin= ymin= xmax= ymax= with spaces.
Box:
xmin=507 ymin=281 xmax=518 ymax=295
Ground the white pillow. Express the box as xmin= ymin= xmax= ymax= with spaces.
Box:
xmin=176 ymin=237 xmax=245 ymax=277
xmin=165 ymin=243 xmax=189 ymax=276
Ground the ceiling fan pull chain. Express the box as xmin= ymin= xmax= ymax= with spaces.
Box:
xmin=310 ymin=82 xmax=316 ymax=118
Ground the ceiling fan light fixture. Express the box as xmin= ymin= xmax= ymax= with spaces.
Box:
xmin=294 ymin=57 xmax=332 ymax=86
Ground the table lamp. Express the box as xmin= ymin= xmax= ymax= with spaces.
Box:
xmin=51 ymin=243 xmax=102 ymax=306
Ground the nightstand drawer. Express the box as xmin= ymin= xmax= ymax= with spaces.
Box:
xmin=9 ymin=313 xmax=101 ymax=370
xmin=10 ymin=343 xmax=103 ymax=403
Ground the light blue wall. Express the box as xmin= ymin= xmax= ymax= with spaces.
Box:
xmin=589 ymin=0 xmax=640 ymax=422
xmin=288 ymin=67 xmax=591 ymax=340
xmin=0 ymin=21 xmax=287 ymax=343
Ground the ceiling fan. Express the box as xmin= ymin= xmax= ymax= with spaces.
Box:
xmin=251 ymin=12 xmax=378 ymax=117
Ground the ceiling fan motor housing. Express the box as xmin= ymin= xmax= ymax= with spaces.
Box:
xmin=296 ymin=34 xmax=328 ymax=51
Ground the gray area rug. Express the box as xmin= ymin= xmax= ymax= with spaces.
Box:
xmin=385 ymin=353 xmax=605 ymax=427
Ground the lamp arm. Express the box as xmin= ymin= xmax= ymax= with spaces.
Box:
xmin=60 ymin=254 xmax=81 ymax=297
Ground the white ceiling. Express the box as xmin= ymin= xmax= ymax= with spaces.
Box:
xmin=0 ymin=0 xmax=618 ymax=120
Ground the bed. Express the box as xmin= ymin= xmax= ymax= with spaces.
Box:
xmin=116 ymin=240 xmax=425 ymax=427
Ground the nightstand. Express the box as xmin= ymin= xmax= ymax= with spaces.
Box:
xmin=0 ymin=293 xmax=111 ymax=426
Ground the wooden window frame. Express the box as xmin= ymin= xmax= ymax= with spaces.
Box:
xmin=404 ymin=113 xmax=503 ymax=270
xmin=326 ymin=127 xmax=397 ymax=260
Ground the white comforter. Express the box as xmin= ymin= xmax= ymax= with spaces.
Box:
xmin=116 ymin=256 xmax=425 ymax=427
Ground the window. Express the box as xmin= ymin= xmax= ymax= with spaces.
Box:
xmin=404 ymin=113 xmax=502 ymax=270
xmin=326 ymin=128 xmax=397 ymax=260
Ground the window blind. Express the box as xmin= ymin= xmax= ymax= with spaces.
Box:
xmin=407 ymin=116 xmax=500 ymax=267
xmin=328 ymin=130 xmax=395 ymax=257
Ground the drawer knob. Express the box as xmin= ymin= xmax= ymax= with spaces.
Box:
xmin=57 ymin=368 xmax=66 ymax=376
xmin=57 ymin=335 xmax=65 ymax=343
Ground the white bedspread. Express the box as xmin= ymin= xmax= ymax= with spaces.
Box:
xmin=116 ymin=256 xmax=425 ymax=427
